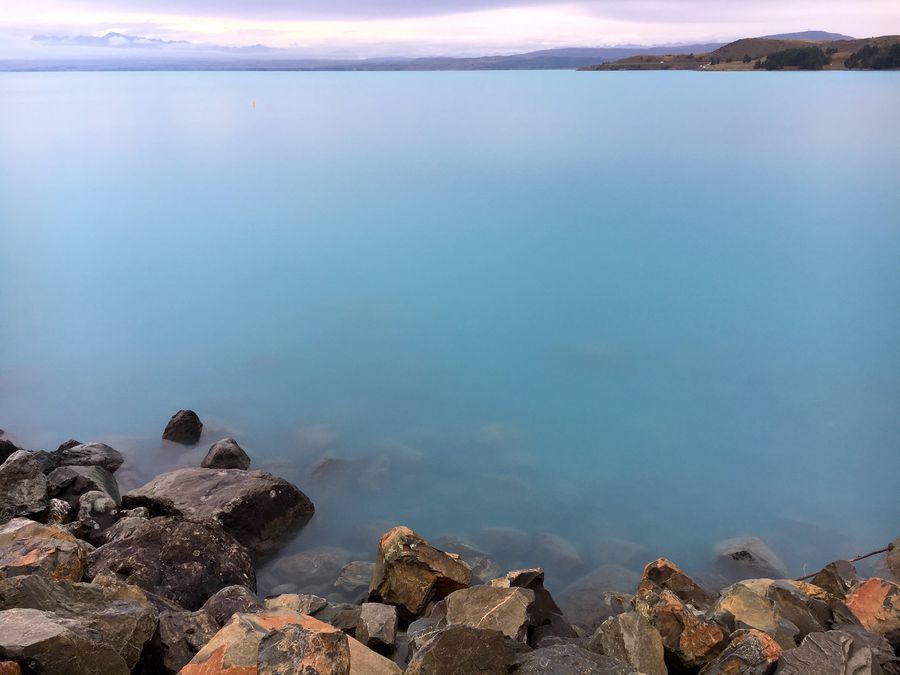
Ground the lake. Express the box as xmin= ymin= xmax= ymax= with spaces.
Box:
xmin=1 ymin=71 xmax=898 ymax=593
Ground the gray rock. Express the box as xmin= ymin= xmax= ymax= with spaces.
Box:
xmin=263 ymin=593 xmax=328 ymax=615
xmin=811 ymin=561 xmax=860 ymax=600
xmin=314 ymin=601 xmax=361 ymax=636
xmin=476 ymin=526 xmax=533 ymax=561
xmin=47 ymin=464 xmax=120 ymax=505
xmin=123 ymin=467 xmax=314 ymax=558
xmin=715 ymin=537 xmax=788 ymax=581
xmin=201 ymin=438 xmax=251 ymax=470
xmin=73 ymin=490 xmax=120 ymax=545
xmin=436 ymin=536 xmax=502 ymax=583
xmin=776 ymin=630 xmax=887 ymax=674
xmin=534 ymin=532 xmax=585 ymax=576
xmin=589 ymin=611 xmax=666 ymax=675
xmin=514 ymin=643 xmax=639 ymax=674
xmin=885 ymin=538 xmax=900 ymax=583
xmin=0 ymin=438 xmax=21 ymax=465
xmin=0 ymin=451 xmax=48 ymax=523
xmin=55 ymin=442 xmax=124 ymax=473
xmin=155 ymin=608 xmax=220 ymax=672
xmin=120 ymin=507 xmax=149 ymax=518
xmin=446 ymin=585 xmax=535 ymax=642
xmin=45 ymin=498 xmax=72 ymax=525
xmin=201 ymin=585 xmax=261 ymax=627
xmin=87 ymin=516 xmax=256 ymax=610
xmin=261 ymin=545 xmax=351 ymax=593
xmin=357 ymin=602 xmax=398 ymax=654
xmin=405 ymin=625 xmax=513 ymax=675
xmin=490 ymin=568 xmax=575 ymax=638
xmin=162 ymin=409 xmax=203 ymax=445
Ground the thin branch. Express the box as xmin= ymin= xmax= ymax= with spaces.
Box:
xmin=795 ymin=546 xmax=892 ymax=582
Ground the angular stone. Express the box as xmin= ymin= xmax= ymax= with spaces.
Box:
xmin=0 ymin=437 xmax=20 ymax=465
xmin=335 ymin=560 xmax=375 ymax=595
xmin=202 ymin=438 xmax=251 ymax=470
xmin=0 ymin=518 xmax=86 ymax=581
xmin=201 ymin=585 xmax=262 ymax=627
xmin=590 ymin=611 xmax=666 ymax=675
xmin=766 ymin=580 xmax=835 ymax=640
xmin=514 ymin=643 xmax=639 ymax=674
xmin=0 ymin=574 xmax=157 ymax=671
xmin=346 ymin=636 xmax=402 ymax=675
xmin=811 ymin=560 xmax=860 ymax=599
xmin=55 ymin=442 xmax=124 ymax=473
xmin=0 ymin=608 xmax=129 ymax=674
xmin=489 ymin=567 xmax=570 ymax=632
xmin=87 ymin=516 xmax=256 ymax=610
xmin=0 ymin=662 xmax=19 ymax=675
xmin=405 ymin=625 xmax=513 ymax=675
xmin=641 ymin=558 xmax=715 ymax=610
xmin=155 ymin=608 xmax=220 ymax=672
xmin=73 ymin=490 xmax=119 ymax=544
xmin=357 ymin=602 xmax=398 ymax=654
xmin=264 ymin=592 xmax=329 ymax=615
xmin=846 ymin=577 xmax=900 ymax=649
xmin=710 ymin=580 xmax=799 ymax=649
xmin=446 ymin=585 xmax=535 ymax=641
xmin=715 ymin=537 xmax=788 ymax=581
xmin=45 ymin=498 xmax=72 ymax=525
xmin=368 ymin=526 xmax=472 ymax=620
xmin=436 ymin=536 xmax=502 ymax=583
xmin=47 ymin=464 xmax=120 ymax=505
xmin=124 ymin=467 xmax=314 ymax=558
xmin=0 ymin=451 xmax=48 ymax=523
xmin=162 ymin=409 xmax=203 ymax=445
xmin=775 ymin=629 xmax=886 ymax=675
xmin=886 ymin=538 xmax=900 ymax=582
xmin=699 ymin=628 xmax=782 ymax=675
xmin=315 ymin=601 xmax=362 ymax=636
xmin=559 ymin=565 xmax=641 ymax=631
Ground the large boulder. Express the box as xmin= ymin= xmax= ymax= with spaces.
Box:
xmin=0 ymin=518 xmax=87 ymax=581
xmin=589 ymin=611 xmax=666 ymax=675
xmin=846 ymin=577 xmax=900 ymax=649
xmin=201 ymin=438 xmax=251 ymax=470
xmin=446 ymin=585 xmax=535 ymax=642
xmin=162 ymin=409 xmax=203 ymax=445
xmin=714 ymin=537 xmax=788 ymax=581
xmin=47 ymin=464 xmax=120 ymax=505
xmin=775 ymin=629 xmax=889 ymax=674
xmin=357 ymin=602 xmax=398 ymax=654
xmin=54 ymin=442 xmax=124 ymax=473
xmin=123 ymin=467 xmax=314 ymax=558
xmin=0 ymin=452 xmax=48 ymax=523
xmin=405 ymin=625 xmax=513 ymax=675
xmin=0 ymin=574 xmax=157 ymax=671
xmin=699 ymin=628 xmax=782 ymax=675
xmin=489 ymin=568 xmax=570 ymax=632
xmin=368 ymin=526 xmax=472 ymax=620
xmin=87 ymin=516 xmax=256 ymax=610
xmin=709 ymin=580 xmax=800 ymax=649
xmin=514 ymin=643 xmax=639 ymax=674
xmin=201 ymin=584 xmax=262 ymax=627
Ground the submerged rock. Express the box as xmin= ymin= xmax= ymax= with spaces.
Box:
xmin=699 ymin=628 xmax=782 ymax=675
xmin=201 ymin=438 xmax=251 ymax=470
xmin=405 ymin=625 xmax=513 ymax=675
xmin=590 ymin=611 xmax=666 ymax=675
xmin=446 ymin=585 xmax=535 ymax=641
xmin=87 ymin=516 xmax=256 ymax=610
xmin=714 ymin=537 xmax=788 ymax=581
xmin=54 ymin=442 xmax=124 ymax=473
xmin=162 ymin=409 xmax=203 ymax=445
xmin=335 ymin=560 xmax=376 ymax=596
xmin=0 ymin=451 xmax=48 ymax=523
xmin=368 ymin=526 xmax=472 ymax=620
xmin=261 ymin=545 xmax=351 ymax=594
xmin=0 ymin=518 xmax=87 ymax=582
xmin=124 ymin=467 xmax=314 ymax=558
xmin=558 ymin=565 xmax=640 ymax=631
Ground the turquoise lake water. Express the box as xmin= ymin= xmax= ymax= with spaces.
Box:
xmin=1 ymin=72 xmax=899 ymax=589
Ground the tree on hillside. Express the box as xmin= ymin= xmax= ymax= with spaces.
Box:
xmin=759 ymin=46 xmax=831 ymax=70
xmin=845 ymin=43 xmax=900 ymax=69
xmin=743 ymin=54 xmax=752 ymax=63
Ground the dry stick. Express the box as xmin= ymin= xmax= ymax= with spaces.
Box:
xmin=795 ymin=546 xmax=891 ymax=582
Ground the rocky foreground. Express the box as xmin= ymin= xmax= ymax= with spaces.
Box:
xmin=0 ymin=415 xmax=899 ymax=674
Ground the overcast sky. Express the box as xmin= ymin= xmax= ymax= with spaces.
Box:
xmin=2 ymin=0 xmax=899 ymax=58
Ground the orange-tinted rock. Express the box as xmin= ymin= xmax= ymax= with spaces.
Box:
xmin=846 ymin=578 xmax=900 ymax=648
xmin=642 ymin=558 xmax=715 ymax=610
xmin=698 ymin=628 xmax=781 ymax=675
xmin=0 ymin=518 xmax=86 ymax=582
xmin=0 ymin=662 xmax=20 ymax=675
xmin=368 ymin=526 xmax=472 ymax=620
xmin=709 ymin=580 xmax=799 ymax=649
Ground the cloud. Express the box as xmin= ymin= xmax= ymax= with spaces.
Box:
xmin=31 ymin=31 xmax=279 ymax=54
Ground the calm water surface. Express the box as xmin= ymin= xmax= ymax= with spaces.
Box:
xmin=1 ymin=72 xmax=899 ymax=590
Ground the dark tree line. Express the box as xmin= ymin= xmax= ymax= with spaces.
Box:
xmin=845 ymin=43 xmax=900 ymax=69
xmin=753 ymin=46 xmax=831 ymax=70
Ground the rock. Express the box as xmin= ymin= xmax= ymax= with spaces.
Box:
xmin=201 ymin=584 xmax=262 ymax=627
xmin=155 ymin=608 xmax=220 ymax=672
xmin=335 ymin=560 xmax=375 ymax=595
xmin=558 ymin=566 xmax=641 ymax=631
xmin=699 ymin=628 xmax=782 ymax=675
xmin=368 ymin=526 xmax=472 ymax=620
xmin=357 ymin=602 xmax=398 ymax=654
xmin=0 ymin=574 xmax=157 ymax=672
xmin=446 ymin=585 xmax=535 ymax=642
xmin=0 ymin=451 xmax=48 ymax=523
xmin=490 ymin=568 xmax=575 ymax=637
xmin=264 ymin=592 xmax=329 ymax=615
xmin=641 ymin=557 xmax=715 ymax=610
xmin=405 ymin=625 xmax=513 ymax=675
xmin=120 ymin=506 xmax=149 ymax=518
xmin=261 ymin=545 xmax=351 ymax=593
xmin=45 ymin=498 xmax=72 ymax=525
xmin=436 ymin=536 xmax=502 ymax=583
xmin=103 ymin=515 xmax=151 ymax=543
xmin=315 ymin=601 xmax=362 ymax=636
xmin=0 ymin=438 xmax=20 ymax=465
xmin=162 ymin=409 xmax=203 ymax=445
xmin=0 ymin=518 xmax=87 ymax=581
xmin=587 ymin=537 xmax=649 ymax=568
xmin=514 ymin=643 xmax=639 ymax=674
xmin=0 ymin=608 xmax=129 ymax=674
xmin=346 ymin=635 xmax=402 ymax=675
xmin=534 ymin=532 xmax=585 ymax=576
xmin=811 ymin=560 xmax=860 ymax=599
xmin=710 ymin=580 xmax=799 ymax=649
xmin=181 ymin=610 xmax=351 ymax=675
xmin=87 ymin=516 xmax=256 ymax=610
xmin=590 ymin=611 xmax=666 ymax=675
xmin=123 ymin=467 xmax=314 ymax=558
xmin=715 ymin=537 xmax=788 ymax=581
xmin=634 ymin=575 xmax=726 ymax=669
xmin=0 ymin=662 xmax=19 ymax=675
xmin=47 ymin=464 xmax=120 ymax=505
xmin=886 ymin=539 xmax=900 ymax=582
xmin=846 ymin=577 xmax=900 ymax=649
xmin=766 ymin=580 xmax=836 ymax=640
xmin=202 ymin=438 xmax=251 ymax=470
xmin=54 ymin=442 xmax=124 ymax=473
xmin=73 ymin=490 xmax=119 ymax=544
xmin=835 ymin=624 xmax=900 ymax=674
xmin=775 ymin=629 xmax=888 ymax=674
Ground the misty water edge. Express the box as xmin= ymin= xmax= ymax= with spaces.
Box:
xmin=1 ymin=71 xmax=898 ymax=595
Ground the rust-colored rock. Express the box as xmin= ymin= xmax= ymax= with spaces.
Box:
xmin=0 ymin=662 xmax=20 ymax=675
xmin=642 ymin=558 xmax=715 ymax=610
xmin=368 ymin=526 xmax=472 ymax=620
xmin=846 ymin=577 xmax=900 ymax=648
xmin=699 ymin=628 xmax=781 ymax=675
xmin=0 ymin=518 xmax=86 ymax=582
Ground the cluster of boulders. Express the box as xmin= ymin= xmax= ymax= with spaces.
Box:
xmin=1 ymin=418 xmax=899 ymax=674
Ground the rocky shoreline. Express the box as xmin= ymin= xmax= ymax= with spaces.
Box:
xmin=1 ymin=414 xmax=898 ymax=674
